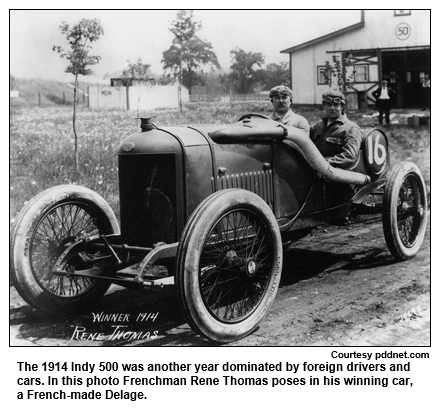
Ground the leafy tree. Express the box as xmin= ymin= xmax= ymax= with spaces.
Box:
xmin=10 ymin=74 xmax=17 ymax=91
xmin=323 ymin=54 xmax=355 ymax=91
xmin=229 ymin=48 xmax=264 ymax=94
xmin=10 ymin=74 xmax=18 ymax=125
xmin=121 ymin=58 xmax=154 ymax=116
xmin=156 ymin=74 xmax=175 ymax=86
xmin=256 ymin=62 xmax=290 ymax=90
xmin=162 ymin=10 xmax=220 ymax=98
xmin=196 ymin=70 xmax=231 ymax=95
xmin=53 ymin=18 xmax=104 ymax=170
xmin=121 ymin=58 xmax=153 ymax=86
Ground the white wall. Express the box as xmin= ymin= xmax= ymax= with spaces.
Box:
xmin=128 ymin=84 xmax=189 ymax=111
xmin=88 ymin=85 xmax=127 ymax=110
xmin=88 ymin=84 xmax=189 ymax=111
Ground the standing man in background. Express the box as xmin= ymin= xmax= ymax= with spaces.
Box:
xmin=269 ymin=85 xmax=309 ymax=134
xmin=421 ymin=74 xmax=430 ymax=111
xmin=372 ymin=80 xmax=395 ymax=126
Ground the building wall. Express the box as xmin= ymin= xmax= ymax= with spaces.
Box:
xmin=324 ymin=10 xmax=430 ymax=51
xmin=357 ymin=10 xmax=430 ymax=49
xmin=289 ymin=10 xmax=430 ymax=105
xmin=88 ymin=84 xmax=189 ymax=111
xmin=128 ymin=84 xmax=189 ymax=111
xmin=88 ymin=86 xmax=127 ymax=110
xmin=291 ymin=44 xmax=340 ymax=105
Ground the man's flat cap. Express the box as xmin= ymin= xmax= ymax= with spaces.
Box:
xmin=269 ymin=85 xmax=293 ymax=98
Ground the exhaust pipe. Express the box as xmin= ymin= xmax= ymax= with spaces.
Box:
xmin=284 ymin=126 xmax=370 ymax=186
xmin=209 ymin=122 xmax=370 ymax=186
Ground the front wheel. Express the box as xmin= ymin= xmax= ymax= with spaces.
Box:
xmin=382 ymin=161 xmax=428 ymax=260
xmin=176 ymin=189 xmax=282 ymax=343
xmin=10 ymin=185 xmax=120 ymax=314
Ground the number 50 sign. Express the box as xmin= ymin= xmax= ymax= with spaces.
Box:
xmin=395 ymin=23 xmax=411 ymax=40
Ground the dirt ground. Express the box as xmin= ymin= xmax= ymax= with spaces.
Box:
xmin=9 ymin=212 xmax=430 ymax=347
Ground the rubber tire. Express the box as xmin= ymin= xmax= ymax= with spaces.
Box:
xmin=382 ymin=161 xmax=428 ymax=260
xmin=10 ymin=185 xmax=120 ymax=314
xmin=176 ymin=189 xmax=282 ymax=343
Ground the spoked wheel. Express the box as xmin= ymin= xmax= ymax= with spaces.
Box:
xmin=10 ymin=185 xmax=120 ymax=314
xmin=177 ymin=189 xmax=282 ymax=343
xmin=382 ymin=161 xmax=428 ymax=260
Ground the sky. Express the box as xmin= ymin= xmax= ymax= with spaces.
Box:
xmin=10 ymin=9 xmax=362 ymax=84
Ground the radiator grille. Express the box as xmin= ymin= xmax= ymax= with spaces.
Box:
xmin=119 ymin=154 xmax=177 ymax=247
xmin=215 ymin=171 xmax=273 ymax=209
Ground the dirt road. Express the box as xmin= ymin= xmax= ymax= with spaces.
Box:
xmin=10 ymin=214 xmax=430 ymax=347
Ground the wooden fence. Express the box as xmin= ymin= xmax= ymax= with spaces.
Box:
xmin=189 ymin=93 xmax=269 ymax=103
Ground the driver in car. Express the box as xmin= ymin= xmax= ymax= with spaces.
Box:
xmin=309 ymin=91 xmax=362 ymax=170
xmin=269 ymin=85 xmax=309 ymax=134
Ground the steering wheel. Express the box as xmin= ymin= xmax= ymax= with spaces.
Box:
xmin=238 ymin=113 xmax=272 ymax=121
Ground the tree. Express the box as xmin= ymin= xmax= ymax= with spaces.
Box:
xmin=229 ymin=48 xmax=264 ymax=94
xmin=53 ymin=19 xmax=104 ymax=170
xmin=323 ymin=54 xmax=355 ymax=92
xmin=10 ymin=74 xmax=17 ymax=91
xmin=196 ymin=70 xmax=231 ymax=95
xmin=162 ymin=10 xmax=220 ymax=107
xmin=121 ymin=58 xmax=153 ymax=86
xmin=256 ymin=62 xmax=290 ymax=90
xmin=10 ymin=74 xmax=17 ymax=125
xmin=121 ymin=58 xmax=154 ymax=116
xmin=156 ymin=74 xmax=175 ymax=86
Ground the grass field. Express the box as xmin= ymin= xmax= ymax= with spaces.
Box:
xmin=9 ymin=103 xmax=430 ymax=227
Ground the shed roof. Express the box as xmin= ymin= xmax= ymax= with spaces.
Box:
xmin=280 ymin=11 xmax=365 ymax=54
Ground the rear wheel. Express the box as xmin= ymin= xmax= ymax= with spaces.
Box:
xmin=177 ymin=189 xmax=282 ymax=343
xmin=382 ymin=161 xmax=428 ymax=260
xmin=10 ymin=185 xmax=120 ymax=314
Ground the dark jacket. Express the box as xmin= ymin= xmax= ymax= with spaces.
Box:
xmin=372 ymin=86 xmax=395 ymax=102
xmin=310 ymin=114 xmax=362 ymax=170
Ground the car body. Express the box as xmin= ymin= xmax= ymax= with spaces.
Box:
xmin=10 ymin=114 xmax=428 ymax=343
xmin=119 ymin=115 xmax=384 ymax=247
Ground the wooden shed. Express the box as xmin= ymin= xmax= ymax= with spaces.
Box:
xmin=281 ymin=10 xmax=430 ymax=109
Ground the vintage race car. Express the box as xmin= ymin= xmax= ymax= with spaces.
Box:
xmin=10 ymin=114 xmax=428 ymax=343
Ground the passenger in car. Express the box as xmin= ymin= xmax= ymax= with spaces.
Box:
xmin=269 ymin=85 xmax=309 ymax=134
xmin=309 ymin=91 xmax=362 ymax=170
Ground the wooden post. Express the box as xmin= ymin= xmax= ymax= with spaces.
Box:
xmin=377 ymin=48 xmax=382 ymax=84
xmin=38 ymin=92 xmax=41 ymax=107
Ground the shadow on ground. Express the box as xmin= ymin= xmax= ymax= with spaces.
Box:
xmin=10 ymin=232 xmax=399 ymax=347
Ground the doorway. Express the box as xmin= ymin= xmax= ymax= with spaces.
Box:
xmin=381 ymin=48 xmax=430 ymax=108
